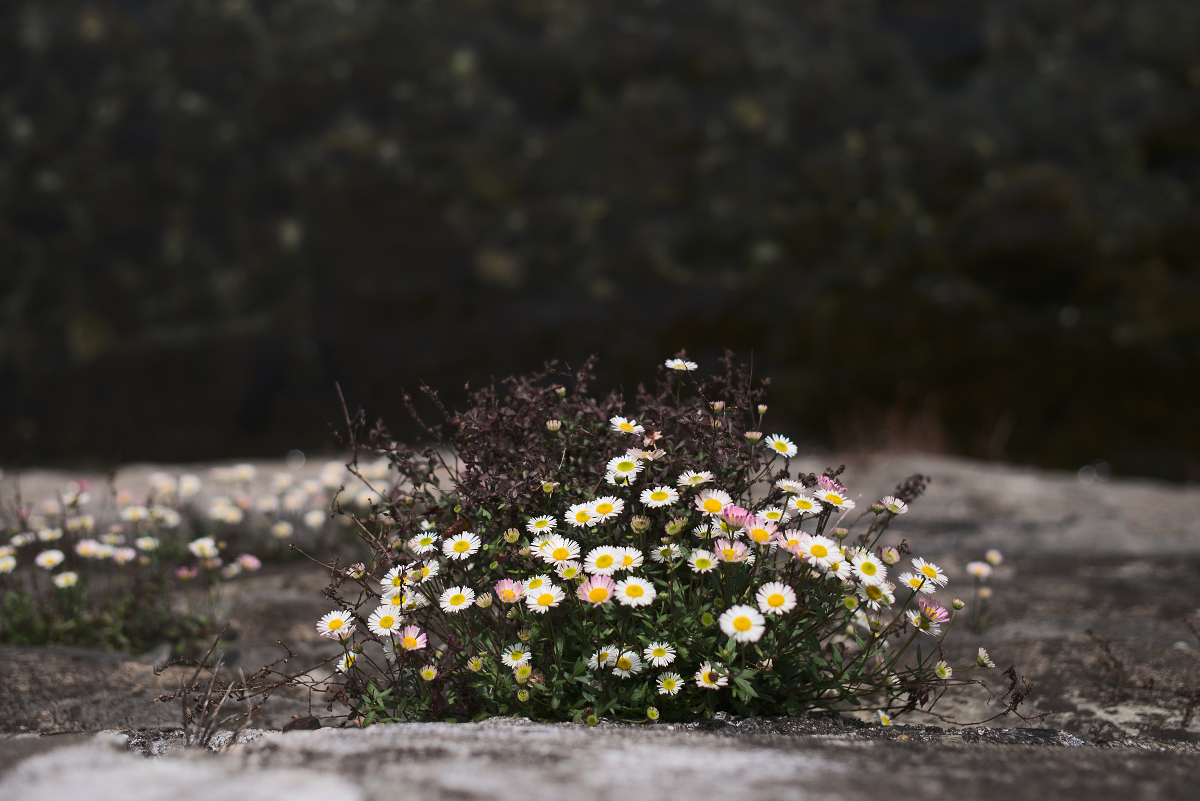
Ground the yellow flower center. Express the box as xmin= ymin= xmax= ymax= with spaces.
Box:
xmin=575 ymin=510 xmax=591 ymax=522
xmin=768 ymin=593 xmax=785 ymax=608
xmin=389 ymin=596 xmax=403 ymax=606
xmin=379 ymin=615 xmax=394 ymax=628
xmin=827 ymin=494 xmax=843 ymax=505
xmin=502 ymin=590 xmax=517 ymax=602
xmin=403 ymin=637 xmax=417 ymax=649
xmin=704 ymin=671 xmax=718 ymax=684
xmin=510 ymin=651 xmax=524 ymax=660
xmin=454 ymin=540 xmax=470 ymax=553
xmin=811 ymin=544 xmax=828 ymax=558
xmin=653 ymin=648 xmax=666 ymax=657
xmin=328 ymin=618 xmax=343 ymax=630
xmin=588 ymin=587 xmax=609 ymax=602
xmin=703 ymin=499 xmax=722 ymax=513
xmin=617 ymin=461 xmax=635 ymax=472
xmin=595 ymin=502 xmax=614 ymax=515
xmin=617 ymin=657 xmax=632 ymax=670
xmin=596 ymin=554 xmax=613 ymax=568
xmin=420 ymin=537 xmax=433 ymax=545
xmin=620 ymin=554 xmax=634 ymax=566
xmin=722 ymin=548 xmax=737 ymax=560
xmin=449 ymin=593 xmax=466 ymax=606
xmin=651 ymin=491 xmax=668 ymax=502
xmin=562 ymin=568 xmax=578 ymax=578
xmin=528 ymin=578 xmax=543 ymax=589
xmin=663 ymin=679 xmax=676 ymax=689
xmin=537 ymin=593 xmax=554 ymax=606
xmin=552 ymin=547 xmax=570 ymax=561
xmin=534 ymin=521 xmax=548 ymax=528
xmin=391 ymin=576 xmax=403 ymax=586
xmin=696 ymin=558 xmax=711 ymax=569
xmin=921 ymin=565 xmax=938 ymax=579
xmin=865 ymin=586 xmax=883 ymax=601
xmin=733 ymin=616 xmax=752 ymax=632
xmin=750 ymin=528 xmax=769 ymax=543
xmin=774 ymin=441 xmax=788 ymax=452
xmin=625 ymin=584 xmax=644 ymax=597
xmin=796 ymin=499 xmax=812 ymax=509
xmin=861 ymin=562 xmax=877 ymax=575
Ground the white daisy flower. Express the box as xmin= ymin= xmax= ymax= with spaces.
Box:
xmin=764 ymin=435 xmax=797 ymax=458
xmin=986 ymin=549 xmax=1003 ymax=566
xmin=795 ymin=535 xmax=840 ymax=569
xmin=606 ymin=455 xmax=644 ymax=479
xmin=566 ymin=502 xmax=597 ymax=528
xmin=640 ymin=486 xmax=679 ymax=507
xmin=976 ymin=648 xmax=996 ymax=668
xmin=525 ymin=584 xmax=565 ymax=613
xmin=813 ymin=487 xmax=855 ymax=511
xmin=270 ymin=521 xmax=294 ymax=539
xmin=407 ymin=561 xmax=439 ymax=584
xmin=788 ymin=495 xmax=823 ymax=516
xmin=612 ymin=650 xmax=643 ymax=677
xmin=583 ymin=546 xmax=622 ymax=575
xmin=443 ymin=531 xmax=481 ymax=560
xmin=408 ymin=532 xmax=439 ymax=553
xmin=688 ymin=549 xmax=717 ymax=573
xmin=664 ymin=358 xmax=697 ymax=371
xmin=657 ymin=671 xmax=683 ymax=695
xmin=911 ymin=558 xmax=948 ymax=587
xmin=336 ymin=653 xmax=357 ymax=674
xmin=0 ymin=556 xmax=17 ymax=574
xmin=933 ymin=661 xmax=953 ymax=680
xmin=650 ymin=542 xmax=683 ymax=563
xmin=823 ymin=558 xmax=853 ymax=581
xmin=526 ymin=515 xmax=557 ymax=534
xmin=644 ymin=642 xmax=676 ymax=667
xmin=588 ymin=645 xmax=619 ymax=669
xmin=590 ymin=496 xmax=625 ymax=523
xmin=616 ymin=546 xmax=644 ymax=571
xmin=695 ymin=488 xmax=733 ymax=516
xmin=719 ymin=605 xmax=766 ymax=642
xmin=610 ymin=416 xmax=645 ymax=435
xmin=317 ymin=610 xmax=355 ymax=639
xmin=851 ymin=552 xmax=887 ymax=585
xmin=304 ymin=509 xmax=327 ymax=529
xmin=897 ymin=571 xmax=935 ymax=594
xmin=439 ymin=586 xmax=476 ymax=613
xmin=556 ymin=560 xmax=583 ymax=580
xmin=676 ymin=470 xmax=714 ymax=488
xmin=52 ymin=571 xmax=79 ymax=589
xmin=857 ymin=582 xmax=896 ymax=611
xmin=695 ymin=662 xmax=727 ymax=689
xmin=523 ymin=574 xmax=553 ymax=595
xmin=541 ymin=536 xmax=581 ymax=565
xmin=760 ymin=506 xmax=790 ymax=524
xmin=501 ymin=645 xmax=532 ymax=669
xmin=367 ymin=607 xmax=403 ymax=636
xmin=381 ymin=566 xmax=406 ymax=595
xmin=966 ymin=561 xmax=993 ymax=580
xmin=755 ymin=582 xmax=797 ymax=615
xmin=35 ymin=549 xmax=65 ymax=570
xmin=614 ymin=577 xmax=656 ymax=607
xmin=774 ymin=479 xmax=806 ymax=494
xmin=880 ymin=495 xmax=908 ymax=515
xmin=605 ymin=471 xmax=630 ymax=486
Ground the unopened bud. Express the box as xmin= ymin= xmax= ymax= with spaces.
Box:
xmin=701 ymin=612 xmax=714 ymax=626
xmin=477 ymin=594 xmax=493 ymax=609
xmin=646 ymin=706 xmax=660 ymax=721
xmin=504 ymin=528 xmax=520 ymax=543
xmin=585 ymin=714 xmax=599 ymax=726
xmin=541 ymin=481 xmax=560 ymax=494
xmin=833 ymin=527 xmax=849 ymax=540
xmin=870 ymin=503 xmax=886 ymax=515
xmin=555 ymin=386 xmax=567 ymax=397
xmin=952 ymin=598 xmax=965 ymax=610
xmin=711 ymin=401 xmax=725 ymax=411
xmin=630 ymin=516 xmax=650 ymax=534
xmin=745 ymin=431 xmax=763 ymax=443
xmin=517 ymin=689 xmax=530 ymax=702
xmin=546 ymin=419 xmax=562 ymax=432
xmin=757 ymin=404 xmax=768 ymax=415
xmin=880 ymin=547 xmax=899 ymax=565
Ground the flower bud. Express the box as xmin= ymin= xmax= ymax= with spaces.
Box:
xmin=468 ymin=656 xmax=483 ymax=672
xmin=745 ymin=431 xmax=763 ymax=443
xmin=555 ymin=387 xmax=567 ymax=397
xmin=880 ymin=547 xmax=899 ymax=565
xmin=711 ymin=401 xmax=725 ymax=411
xmin=517 ymin=689 xmax=530 ymax=702
xmin=833 ymin=527 xmax=849 ymax=540
xmin=630 ymin=516 xmax=650 ymax=534
xmin=952 ymin=598 xmax=965 ymax=610
xmin=518 ymin=628 xmax=533 ymax=642
xmin=701 ymin=612 xmax=714 ymax=626
xmin=757 ymin=404 xmax=768 ymax=415
xmin=585 ymin=714 xmax=599 ymax=726
xmin=546 ymin=419 xmax=562 ymax=432
xmin=477 ymin=594 xmax=493 ymax=609
xmin=646 ymin=707 xmax=660 ymax=721
xmin=503 ymin=528 xmax=520 ymax=543
xmin=870 ymin=503 xmax=886 ymax=515
xmin=541 ymin=481 xmax=560 ymax=494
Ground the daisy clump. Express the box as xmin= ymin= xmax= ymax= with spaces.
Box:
xmin=301 ymin=353 xmax=1012 ymax=726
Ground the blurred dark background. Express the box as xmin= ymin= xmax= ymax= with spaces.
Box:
xmin=2 ymin=0 xmax=1198 ymax=480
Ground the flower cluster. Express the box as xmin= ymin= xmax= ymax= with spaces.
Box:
xmin=309 ymin=355 xmax=1001 ymax=724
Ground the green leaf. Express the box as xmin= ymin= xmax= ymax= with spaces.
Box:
xmin=732 ymin=676 xmax=759 ymax=699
